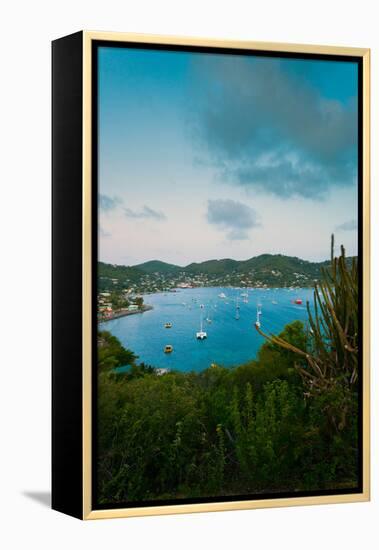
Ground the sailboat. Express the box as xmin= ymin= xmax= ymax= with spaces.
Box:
xmin=255 ymin=305 xmax=261 ymax=328
xmin=235 ymin=296 xmax=240 ymax=320
xmin=206 ymin=308 xmax=212 ymax=324
xmin=242 ymin=289 xmax=249 ymax=304
xmin=196 ymin=309 xmax=207 ymax=339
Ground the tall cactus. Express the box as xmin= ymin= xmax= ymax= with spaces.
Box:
xmin=255 ymin=237 xmax=358 ymax=430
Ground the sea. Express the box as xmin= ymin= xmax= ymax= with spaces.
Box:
xmin=99 ymin=287 xmax=315 ymax=373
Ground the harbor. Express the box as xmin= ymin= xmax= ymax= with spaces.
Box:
xmin=98 ymin=304 xmax=153 ymax=323
xmin=99 ymin=286 xmax=313 ymax=372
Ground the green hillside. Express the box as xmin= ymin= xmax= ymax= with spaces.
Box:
xmin=185 ymin=258 xmax=239 ymax=275
xmin=135 ymin=260 xmax=182 ymax=274
xmin=98 ymin=262 xmax=145 ymax=290
xmin=98 ymin=254 xmax=357 ymax=292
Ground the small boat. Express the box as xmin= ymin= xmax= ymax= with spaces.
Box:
xmin=255 ymin=306 xmax=261 ymax=328
xmin=196 ymin=313 xmax=207 ymax=340
xmin=235 ymin=297 xmax=240 ymax=320
xmin=218 ymin=292 xmax=227 ymax=299
xmin=294 ymin=298 xmax=303 ymax=305
xmin=272 ymin=300 xmax=278 ymax=305
xmin=164 ymin=322 xmax=172 ymax=328
xmin=164 ymin=345 xmax=173 ymax=353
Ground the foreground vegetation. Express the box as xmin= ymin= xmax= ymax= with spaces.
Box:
xmin=97 ymin=241 xmax=359 ymax=504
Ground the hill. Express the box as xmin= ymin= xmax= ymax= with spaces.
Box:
xmin=98 ymin=254 xmax=357 ymax=292
xmin=134 ymin=260 xmax=182 ymax=274
xmin=185 ymin=258 xmax=239 ymax=275
xmin=98 ymin=262 xmax=145 ymax=290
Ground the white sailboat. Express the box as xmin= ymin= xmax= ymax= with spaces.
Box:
xmin=196 ymin=309 xmax=207 ymax=339
xmin=255 ymin=305 xmax=261 ymax=328
xmin=206 ymin=307 xmax=212 ymax=324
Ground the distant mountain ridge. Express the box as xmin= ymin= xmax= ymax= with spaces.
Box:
xmin=134 ymin=260 xmax=182 ymax=274
xmin=134 ymin=254 xmax=333 ymax=276
xmin=101 ymin=254 xmax=355 ymax=276
xmin=98 ymin=254 xmax=356 ymax=291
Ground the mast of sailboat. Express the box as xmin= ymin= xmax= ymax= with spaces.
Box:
xmin=255 ymin=304 xmax=261 ymax=327
xmin=196 ymin=305 xmax=207 ymax=339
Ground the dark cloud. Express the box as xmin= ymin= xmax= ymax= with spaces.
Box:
xmin=191 ymin=56 xmax=357 ymax=199
xmin=124 ymin=205 xmax=167 ymax=221
xmin=207 ymin=199 xmax=260 ymax=240
xmin=99 ymin=194 xmax=122 ymax=211
xmin=335 ymin=219 xmax=357 ymax=231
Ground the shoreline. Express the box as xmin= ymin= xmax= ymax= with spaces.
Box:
xmin=99 ymin=304 xmax=153 ymax=323
xmin=141 ymin=284 xmax=316 ymax=296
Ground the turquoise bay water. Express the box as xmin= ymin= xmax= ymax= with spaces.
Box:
xmin=99 ymin=287 xmax=314 ymax=372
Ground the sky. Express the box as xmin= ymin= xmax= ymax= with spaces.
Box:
xmin=98 ymin=46 xmax=359 ymax=266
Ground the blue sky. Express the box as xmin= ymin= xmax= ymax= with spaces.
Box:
xmin=98 ymin=46 xmax=359 ymax=265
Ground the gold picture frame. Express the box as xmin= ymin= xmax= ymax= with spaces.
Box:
xmin=52 ymin=31 xmax=370 ymax=520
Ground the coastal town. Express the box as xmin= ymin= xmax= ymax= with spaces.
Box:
xmin=96 ymin=253 xmax=335 ymax=322
xmin=97 ymin=290 xmax=153 ymax=322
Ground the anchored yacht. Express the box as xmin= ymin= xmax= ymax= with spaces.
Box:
xmin=255 ymin=305 xmax=262 ymax=328
xmin=196 ymin=311 xmax=207 ymax=339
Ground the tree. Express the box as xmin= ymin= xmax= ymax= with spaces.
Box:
xmin=98 ymin=330 xmax=138 ymax=371
xmin=134 ymin=296 xmax=144 ymax=309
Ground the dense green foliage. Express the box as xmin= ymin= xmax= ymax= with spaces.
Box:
xmin=258 ymin=239 xmax=359 ymax=434
xmin=97 ymin=319 xmax=359 ymax=504
xmin=98 ymin=331 xmax=138 ymax=372
xmin=98 ymin=262 xmax=145 ymax=291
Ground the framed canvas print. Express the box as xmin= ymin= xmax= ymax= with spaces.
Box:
xmin=52 ymin=31 xmax=370 ymax=520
